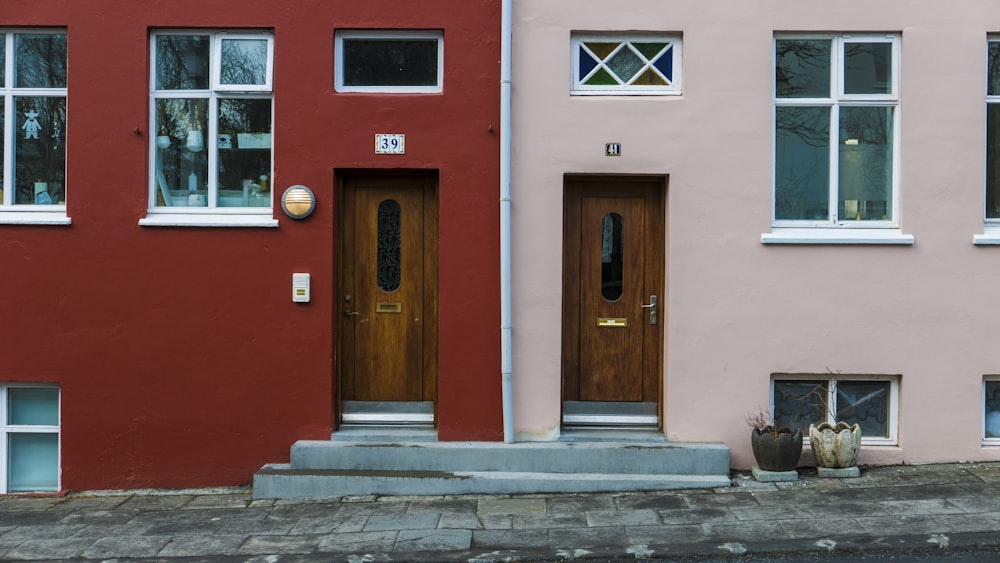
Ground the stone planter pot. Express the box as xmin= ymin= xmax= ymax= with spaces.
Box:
xmin=750 ymin=428 xmax=803 ymax=472
xmin=809 ymin=422 xmax=862 ymax=468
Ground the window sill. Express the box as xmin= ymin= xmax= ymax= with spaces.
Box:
xmin=761 ymin=228 xmax=914 ymax=245
xmin=973 ymin=225 xmax=1000 ymax=245
xmin=139 ymin=213 xmax=279 ymax=228
xmin=0 ymin=211 xmax=71 ymax=225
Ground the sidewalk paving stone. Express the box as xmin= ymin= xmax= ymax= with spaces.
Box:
xmin=624 ymin=524 xmax=706 ymax=544
xmin=472 ymin=528 xmax=549 ymax=549
xmin=79 ymin=534 xmax=171 ymax=559
xmin=513 ymin=512 xmax=587 ymax=529
xmin=286 ymin=514 xmax=369 ymax=535
xmin=316 ymin=530 xmax=397 ymax=553
xmin=549 ymin=526 xmax=626 ymax=549
xmin=237 ymin=534 xmax=324 ymax=555
xmin=395 ymin=528 xmax=472 ymax=552
xmin=157 ymin=533 xmax=249 ymax=557
xmin=584 ymin=508 xmax=661 ymax=527
xmin=4 ymin=538 xmax=95 ymax=561
xmin=477 ymin=498 xmax=546 ymax=514
xmin=364 ymin=513 xmax=441 ymax=531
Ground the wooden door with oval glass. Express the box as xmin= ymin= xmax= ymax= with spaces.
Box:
xmin=562 ymin=176 xmax=664 ymax=428
xmin=338 ymin=173 xmax=438 ymax=427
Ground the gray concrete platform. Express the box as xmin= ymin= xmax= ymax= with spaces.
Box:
xmin=4 ymin=462 xmax=1000 ymax=562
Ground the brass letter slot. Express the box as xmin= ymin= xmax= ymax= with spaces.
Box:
xmin=376 ymin=302 xmax=402 ymax=313
xmin=597 ymin=318 xmax=627 ymax=327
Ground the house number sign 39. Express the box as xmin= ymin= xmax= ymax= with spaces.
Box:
xmin=375 ymin=134 xmax=405 ymax=154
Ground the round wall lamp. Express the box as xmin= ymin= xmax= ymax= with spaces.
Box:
xmin=280 ymin=185 xmax=316 ymax=219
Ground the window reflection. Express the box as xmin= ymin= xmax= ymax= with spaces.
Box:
xmin=601 ymin=213 xmax=623 ymax=301
xmin=156 ymin=35 xmax=210 ymax=90
xmin=15 ymin=34 xmax=67 ymax=89
xmin=220 ymin=39 xmax=267 ymax=86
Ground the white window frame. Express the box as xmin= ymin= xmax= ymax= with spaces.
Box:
xmin=771 ymin=374 xmax=899 ymax=446
xmin=983 ymin=376 xmax=1000 ymax=444
xmin=0 ymin=29 xmax=71 ymax=225
xmin=141 ymin=30 xmax=277 ymax=228
xmin=335 ymin=30 xmax=444 ymax=94
xmin=764 ymin=34 xmax=912 ymax=245
xmin=0 ymin=384 xmax=60 ymax=494
xmin=975 ymin=39 xmax=1000 ymax=244
xmin=570 ymin=33 xmax=682 ymax=96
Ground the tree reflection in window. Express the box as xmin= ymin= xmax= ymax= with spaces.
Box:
xmin=601 ymin=213 xmax=623 ymax=301
xmin=378 ymin=200 xmax=401 ymax=292
xmin=220 ymin=39 xmax=267 ymax=86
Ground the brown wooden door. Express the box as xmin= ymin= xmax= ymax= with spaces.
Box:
xmin=339 ymin=174 xmax=438 ymax=405
xmin=562 ymin=177 xmax=663 ymax=404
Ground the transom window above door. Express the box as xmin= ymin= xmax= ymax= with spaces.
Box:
xmin=335 ymin=30 xmax=443 ymax=93
xmin=571 ymin=34 xmax=681 ymax=95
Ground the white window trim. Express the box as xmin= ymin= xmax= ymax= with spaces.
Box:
xmin=977 ymin=39 xmax=1000 ymax=244
xmin=570 ymin=33 xmax=682 ymax=96
xmin=144 ymin=30 xmax=275 ymax=227
xmin=335 ymin=30 xmax=444 ymax=94
xmin=0 ymin=383 xmax=61 ymax=494
xmin=0 ymin=30 xmax=70 ymax=226
xmin=771 ymin=374 xmax=900 ymax=446
xmin=766 ymin=34 xmax=909 ymax=244
xmin=983 ymin=376 xmax=1000 ymax=445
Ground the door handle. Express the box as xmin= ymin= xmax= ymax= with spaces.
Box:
xmin=344 ymin=307 xmax=360 ymax=317
xmin=640 ymin=295 xmax=657 ymax=325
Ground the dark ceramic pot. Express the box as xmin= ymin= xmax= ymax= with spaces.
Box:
xmin=750 ymin=427 xmax=803 ymax=472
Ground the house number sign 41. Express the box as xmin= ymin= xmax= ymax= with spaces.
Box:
xmin=375 ymin=134 xmax=405 ymax=154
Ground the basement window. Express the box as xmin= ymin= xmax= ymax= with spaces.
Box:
xmin=771 ymin=374 xmax=898 ymax=445
xmin=1 ymin=385 xmax=60 ymax=493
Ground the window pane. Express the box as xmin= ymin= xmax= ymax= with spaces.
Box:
xmin=844 ymin=42 xmax=891 ymax=95
xmin=0 ymin=34 xmax=6 ymax=87
xmin=775 ymin=39 xmax=830 ymax=98
xmin=8 ymin=433 xmax=58 ymax=492
xmin=839 ymin=106 xmax=893 ymax=221
xmin=153 ymin=98 xmax=209 ymax=207
xmin=220 ymin=39 xmax=268 ymax=86
xmin=773 ymin=380 xmax=828 ymax=434
xmin=14 ymin=96 xmax=66 ymax=205
xmin=15 ymin=33 xmax=67 ymax=89
xmin=217 ymin=99 xmax=272 ymax=207
xmin=342 ymin=39 xmax=438 ymax=87
xmin=156 ymin=35 xmax=210 ymax=90
xmin=378 ymin=200 xmax=402 ymax=292
xmin=987 ymin=105 xmax=1000 ymax=218
xmin=986 ymin=381 xmax=1000 ymax=438
xmin=775 ymin=106 xmax=830 ymax=220
xmin=836 ymin=381 xmax=889 ymax=438
xmin=601 ymin=213 xmax=623 ymax=301
xmin=8 ymin=388 xmax=58 ymax=426
xmin=990 ymin=43 xmax=1000 ymax=96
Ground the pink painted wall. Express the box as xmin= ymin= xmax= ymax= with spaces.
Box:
xmin=511 ymin=0 xmax=1000 ymax=468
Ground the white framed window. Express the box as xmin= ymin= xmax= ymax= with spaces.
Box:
xmin=978 ymin=41 xmax=1000 ymax=244
xmin=0 ymin=30 xmax=70 ymax=225
xmin=983 ymin=377 xmax=1000 ymax=443
xmin=335 ymin=30 xmax=443 ymax=93
xmin=1 ymin=384 xmax=60 ymax=494
xmin=571 ymin=34 xmax=681 ymax=95
xmin=142 ymin=30 xmax=277 ymax=228
xmin=771 ymin=374 xmax=899 ymax=446
xmin=765 ymin=35 xmax=911 ymax=245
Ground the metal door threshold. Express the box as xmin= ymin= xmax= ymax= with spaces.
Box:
xmin=341 ymin=401 xmax=435 ymax=426
xmin=562 ymin=401 xmax=658 ymax=427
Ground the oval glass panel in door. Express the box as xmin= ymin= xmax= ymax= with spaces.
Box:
xmin=377 ymin=199 xmax=401 ymax=292
xmin=601 ymin=213 xmax=624 ymax=301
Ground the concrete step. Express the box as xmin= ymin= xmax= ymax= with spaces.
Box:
xmin=288 ymin=440 xmax=728 ymax=476
xmin=253 ymin=440 xmax=730 ymax=499
xmin=253 ymin=463 xmax=732 ymax=499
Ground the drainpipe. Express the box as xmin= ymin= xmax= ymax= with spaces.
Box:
xmin=500 ymin=0 xmax=514 ymax=443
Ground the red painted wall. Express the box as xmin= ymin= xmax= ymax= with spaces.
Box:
xmin=1 ymin=0 xmax=501 ymax=491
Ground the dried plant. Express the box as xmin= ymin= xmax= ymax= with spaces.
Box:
xmin=745 ymin=407 xmax=793 ymax=436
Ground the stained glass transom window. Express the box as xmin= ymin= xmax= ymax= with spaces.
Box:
xmin=377 ymin=199 xmax=401 ymax=292
xmin=572 ymin=35 xmax=681 ymax=94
